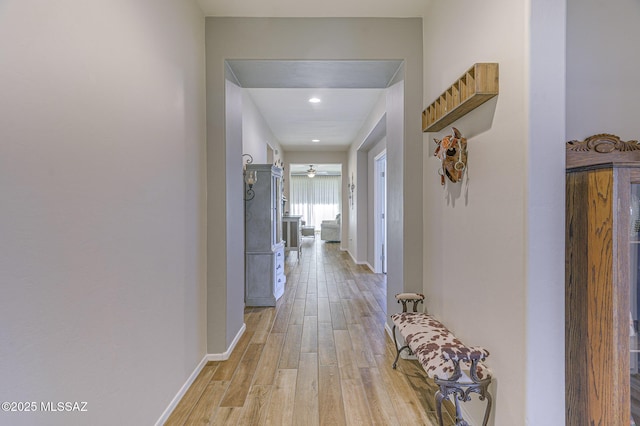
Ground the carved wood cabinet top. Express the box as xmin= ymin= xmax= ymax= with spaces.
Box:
xmin=566 ymin=133 xmax=640 ymax=169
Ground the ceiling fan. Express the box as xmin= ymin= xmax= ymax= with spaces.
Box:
xmin=306 ymin=165 xmax=317 ymax=178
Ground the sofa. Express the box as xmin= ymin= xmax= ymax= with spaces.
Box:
xmin=320 ymin=214 xmax=341 ymax=242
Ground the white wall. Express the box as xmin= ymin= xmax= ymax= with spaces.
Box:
xmin=527 ymin=0 xmax=566 ymax=424
xmin=348 ymin=92 xmax=387 ymax=266
xmin=217 ymin=78 xmax=246 ymax=353
xmin=0 ymin=1 xmax=207 ymax=425
xmin=355 ymin=150 xmax=368 ymax=262
xmin=566 ymin=0 xmax=640 ymax=140
xmin=346 ymin=146 xmax=366 ymax=261
xmin=242 ymin=90 xmax=285 ymax=165
xmin=423 ymin=0 xmax=565 ymax=424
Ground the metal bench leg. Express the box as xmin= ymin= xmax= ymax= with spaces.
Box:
xmin=453 ymin=392 xmax=469 ymax=426
xmin=435 ymin=389 xmax=446 ymax=426
xmin=391 ymin=325 xmax=409 ymax=369
xmin=435 ymin=378 xmax=492 ymax=426
xmin=480 ymin=387 xmax=493 ymax=426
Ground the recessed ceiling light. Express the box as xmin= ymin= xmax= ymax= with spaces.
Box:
xmin=312 ymin=139 xmax=320 ymax=143
xmin=308 ymin=97 xmax=321 ymax=103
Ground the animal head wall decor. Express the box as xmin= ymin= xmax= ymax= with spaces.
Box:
xmin=434 ymin=127 xmax=467 ymax=185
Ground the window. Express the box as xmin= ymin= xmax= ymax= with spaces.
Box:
xmin=289 ymin=175 xmax=341 ymax=229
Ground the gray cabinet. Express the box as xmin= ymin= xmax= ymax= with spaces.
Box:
xmin=245 ymin=164 xmax=285 ymax=306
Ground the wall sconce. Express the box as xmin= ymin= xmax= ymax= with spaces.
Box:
xmin=243 ymin=154 xmax=257 ymax=200
xmin=348 ymin=173 xmax=355 ymax=208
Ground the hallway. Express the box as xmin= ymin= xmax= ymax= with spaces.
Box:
xmin=165 ymin=238 xmax=453 ymax=425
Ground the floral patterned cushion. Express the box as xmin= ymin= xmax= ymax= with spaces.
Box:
xmin=391 ymin=312 xmax=491 ymax=381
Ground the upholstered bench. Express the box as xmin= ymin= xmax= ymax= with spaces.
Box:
xmin=391 ymin=293 xmax=493 ymax=426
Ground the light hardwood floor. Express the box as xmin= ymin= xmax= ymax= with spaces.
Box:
xmin=165 ymin=237 xmax=455 ymax=425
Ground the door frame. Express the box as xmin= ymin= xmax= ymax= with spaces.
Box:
xmin=374 ymin=150 xmax=387 ymax=274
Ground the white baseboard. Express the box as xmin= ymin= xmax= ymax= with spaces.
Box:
xmin=155 ymin=354 xmax=208 ymax=426
xmin=207 ymin=323 xmax=246 ymax=361
xmin=343 ymin=249 xmax=375 ymax=272
xmin=385 ymin=322 xmax=394 ymax=340
xmin=155 ymin=323 xmax=246 ymax=425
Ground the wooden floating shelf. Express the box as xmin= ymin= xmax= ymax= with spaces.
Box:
xmin=422 ymin=63 xmax=499 ymax=133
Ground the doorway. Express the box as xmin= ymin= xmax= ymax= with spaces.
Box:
xmin=288 ymin=163 xmax=342 ymax=230
xmin=208 ymin=20 xmax=423 ymax=356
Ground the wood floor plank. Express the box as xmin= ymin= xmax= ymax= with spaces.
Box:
xmin=253 ymin=333 xmax=285 ymax=385
xmin=353 ymin=296 xmax=372 ymax=317
xmin=341 ymin=378 xmax=374 ymax=426
xmin=348 ymin=323 xmax=376 ymax=368
xmin=250 ymin=307 xmax=275 ymax=345
xmin=318 ymin=297 xmax=331 ymax=323
xmin=278 ymin=324 xmax=303 ymax=369
xmin=360 ymin=367 xmax=400 ymax=426
xmin=326 ymin=280 xmax=341 ymax=304
xmin=271 ymin=299 xmax=293 ymax=333
xmin=236 ymin=384 xmax=271 ymax=426
xmin=334 ymin=329 xmax=360 ymax=380
xmin=164 ymin=364 xmax=218 ymax=425
xmin=305 ymin=292 xmax=318 ymax=316
xmin=220 ymin=343 xmax=264 ymax=407
xmin=361 ymin=315 xmax=390 ymax=356
xmin=341 ymin=299 xmax=360 ymax=325
xmin=210 ymin=407 xmax=242 ymax=426
xmin=318 ymin=322 xmax=338 ymax=366
xmin=373 ymin=352 xmax=434 ymax=426
xmin=301 ymin=315 xmax=318 ymax=353
xmin=264 ymin=369 xmax=297 ymax=426
xmin=296 ymin=280 xmax=308 ymax=299
xmin=183 ymin=381 xmax=229 ymax=426
xmin=319 ymin=365 xmax=347 ymax=426
xmin=289 ymin=302 xmax=305 ymax=325
xmin=362 ymin=290 xmax=384 ymax=314
xmin=336 ymin=280 xmax=352 ymax=299
xmin=330 ymin=301 xmax=347 ymax=330
xmin=292 ymin=353 xmax=319 ymax=426
xmin=307 ymin=277 xmax=318 ymax=294
xmin=317 ymin=279 xmax=329 ymax=298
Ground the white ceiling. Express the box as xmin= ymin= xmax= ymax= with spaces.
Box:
xmin=227 ymin=60 xmax=402 ymax=152
xmin=246 ymin=88 xmax=384 ymax=150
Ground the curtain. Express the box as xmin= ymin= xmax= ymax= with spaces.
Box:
xmin=289 ymin=175 xmax=341 ymax=230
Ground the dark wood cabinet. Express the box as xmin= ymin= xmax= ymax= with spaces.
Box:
xmin=565 ymin=134 xmax=640 ymax=425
